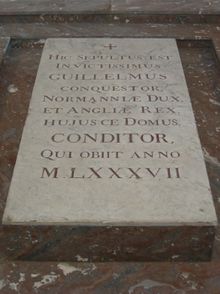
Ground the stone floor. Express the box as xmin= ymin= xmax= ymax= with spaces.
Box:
xmin=1 ymin=262 xmax=220 ymax=293
xmin=0 ymin=0 xmax=220 ymax=293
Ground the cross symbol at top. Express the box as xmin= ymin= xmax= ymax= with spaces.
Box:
xmin=103 ymin=44 xmax=117 ymax=50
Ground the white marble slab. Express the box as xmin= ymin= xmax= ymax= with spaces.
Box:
xmin=2 ymin=38 xmax=217 ymax=225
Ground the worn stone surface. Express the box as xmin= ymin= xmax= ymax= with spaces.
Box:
xmin=0 ymin=23 xmax=219 ymax=43
xmin=2 ymin=38 xmax=217 ymax=228
xmin=0 ymin=0 xmax=220 ymax=15
xmin=1 ymin=261 xmax=220 ymax=293
xmin=0 ymin=0 xmax=110 ymax=15
xmin=111 ymin=0 xmax=220 ymax=14
xmin=0 ymin=225 xmax=215 ymax=262
xmin=0 ymin=38 xmax=10 ymax=64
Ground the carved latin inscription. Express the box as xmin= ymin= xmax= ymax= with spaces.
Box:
xmin=3 ymin=38 xmax=217 ymax=225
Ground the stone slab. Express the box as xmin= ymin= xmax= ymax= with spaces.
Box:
xmin=0 ymin=0 xmax=110 ymax=15
xmin=2 ymin=38 xmax=217 ymax=228
xmin=0 ymin=225 xmax=215 ymax=262
xmin=111 ymin=0 xmax=220 ymax=14
xmin=0 ymin=0 xmax=219 ymax=15
xmin=1 ymin=38 xmax=218 ymax=261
